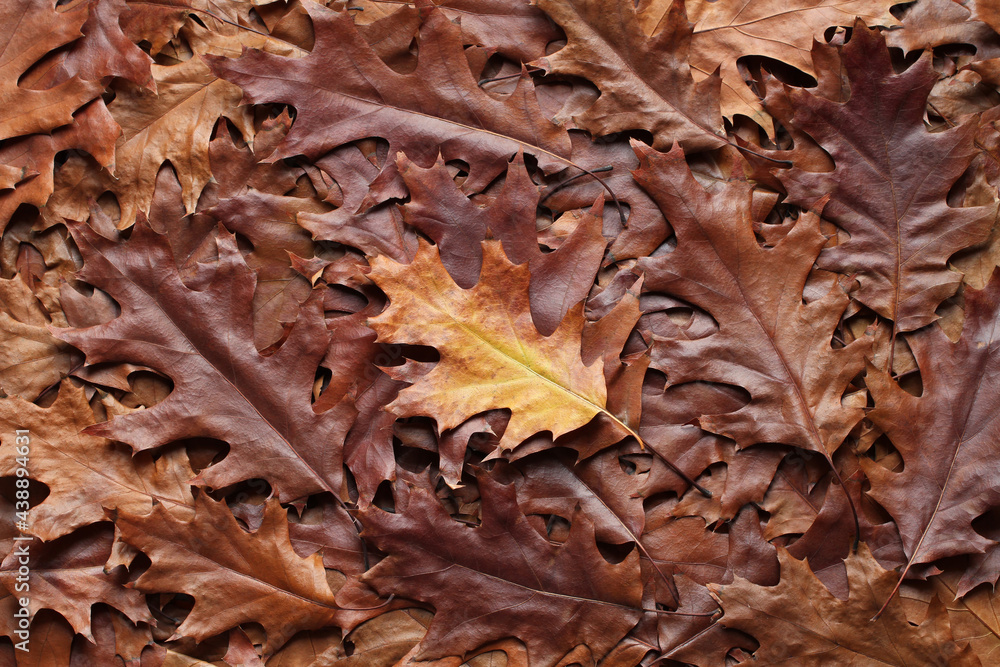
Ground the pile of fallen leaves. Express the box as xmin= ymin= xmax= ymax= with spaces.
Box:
xmin=2 ymin=0 xmax=1000 ymax=664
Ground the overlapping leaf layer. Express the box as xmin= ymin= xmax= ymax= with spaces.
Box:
xmin=1 ymin=0 xmax=1000 ymax=665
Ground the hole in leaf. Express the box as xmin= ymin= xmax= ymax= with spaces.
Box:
xmin=596 ymin=541 xmax=635 ymax=564
xmin=865 ymin=434 xmax=904 ymax=473
xmin=123 ymin=370 xmax=174 ymax=409
xmin=890 ymin=2 xmax=916 ymax=20
xmin=739 ymin=56 xmax=818 ymax=89
xmin=400 ymin=345 xmax=441 ymax=363
xmin=973 ymin=507 xmax=1000 ymax=542
xmin=312 ymin=366 xmax=332 ymax=404
xmin=372 ymin=480 xmax=396 ymax=513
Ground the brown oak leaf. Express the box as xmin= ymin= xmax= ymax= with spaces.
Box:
xmin=0 ymin=279 xmax=81 ymax=401
xmin=636 ymin=0 xmax=898 ymax=131
xmin=53 ymin=219 xmax=356 ymax=504
xmin=634 ymin=142 xmax=870 ymax=460
xmin=0 ymin=382 xmax=195 ymax=542
xmin=710 ymin=545 xmax=981 ymax=665
xmin=116 ymin=493 xmax=341 ymax=655
xmin=106 ymin=55 xmax=253 ymax=221
xmin=354 ymin=471 xmax=643 ymax=665
xmin=533 ymin=0 xmax=725 ymax=152
xmin=18 ymin=0 xmax=154 ymax=91
xmin=0 ymin=0 xmax=104 ymax=142
xmin=209 ymin=2 xmax=572 ymax=192
xmin=0 ymin=524 xmax=152 ymax=640
xmin=0 ymin=99 xmax=119 ymax=233
xmin=863 ymin=271 xmax=1000 ymax=594
xmin=775 ymin=22 xmax=996 ymax=332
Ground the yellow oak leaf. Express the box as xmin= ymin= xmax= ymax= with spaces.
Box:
xmin=367 ymin=239 xmax=611 ymax=453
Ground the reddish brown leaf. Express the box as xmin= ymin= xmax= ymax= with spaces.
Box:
xmin=117 ymin=493 xmax=340 ymax=655
xmin=54 ymin=219 xmax=356 ymax=504
xmin=863 ymin=271 xmax=1000 ymax=594
xmin=0 ymin=382 xmax=195 ymax=541
xmin=0 ymin=524 xmax=152 ymax=640
xmin=775 ymin=23 xmax=996 ymax=332
xmin=533 ymin=0 xmax=726 ymax=152
xmin=209 ymin=3 xmax=572 ymax=192
xmin=634 ymin=142 xmax=869 ymax=459
xmin=0 ymin=0 xmax=104 ymax=142
xmin=710 ymin=545 xmax=981 ymax=665
xmin=355 ymin=471 xmax=643 ymax=665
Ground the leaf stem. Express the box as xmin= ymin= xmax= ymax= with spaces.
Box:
xmin=604 ymin=410 xmax=713 ymax=498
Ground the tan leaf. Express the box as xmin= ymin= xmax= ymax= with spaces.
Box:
xmin=0 ymin=382 xmax=195 ymax=541
xmin=0 ymin=0 xmax=104 ymax=141
xmin=0 ymin=279 xmax=80 ymax=401
xmin=117 ymin=493 xmax=341 ymax=656
xmin=711 ymin=545 xmax=981 ymax=665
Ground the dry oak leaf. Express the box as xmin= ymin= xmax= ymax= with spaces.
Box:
xmin=532 ymin=0 xmax=726 ymax=152
xmin=209 ymin=2 xmax=572 ymax=193
xmin=0 ymin=382 xmax=195 ymax=542
xmin=508 ymin=447 xmax=645 ymax=546
xmin=297 ymin=145 xmax=415 ymax=266
xmin=542 ymin=131 xmax=670 ymax=264
xmin=367 ymin=238 xmax=615 ymax=453
xmin=862 ymin=271 xmax=1000 ymax=595
xmin=116 ymin=493 xmax=341 ymax=656
xmin=0 ymin=98 xmax=119 ymax=234
xmin=355 ymin=472 xmax=643 ymax=665
xmin=118 ymin=0 xmax=254 ymax=56
xmin=396 ymin=151 xmax=607 ymax=336
xmin=18 ymin=0 xmax=154 ymax=91
xmin=433 ymin=0 xmax=562 ymax=62
xmin=348 ymin=0 xmax=560 ymax=63
xmin=300 ymin=609 xmax=432 ymax=667
xmin=68 ymin=606 xmax=157 ymax=667
xmin=888 ymin=0 xmax=1000 ymax=62
xmin=0 ymin=524 xmax=153 ymax=641
xmin=927 ymin=572 xmax=1000 ymax=665
xmin=107 ymin=53 xmax=259 ymax=221
xmin=0 ymin=0 xmax=104 ymax=142
xmin=207 ymin=186 xmax=320 ymax=351
xmin=634 ymin=142 xmax=869 ymax=459
xmin=636 ymin=0 xmax=898 ymax=132
xmin=0 ymin=277 xmax=81 ymax=402
xmin=53 ymin=219 xmax=356 ymax=504
xmin=775 ymin=22 xmax=996 ymax=332
xmin=710 ymin=545 xmax=981 ymax=666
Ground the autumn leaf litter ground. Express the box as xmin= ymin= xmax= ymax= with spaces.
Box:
xmin=1 ymin=0 xmax=1000 ymax=665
